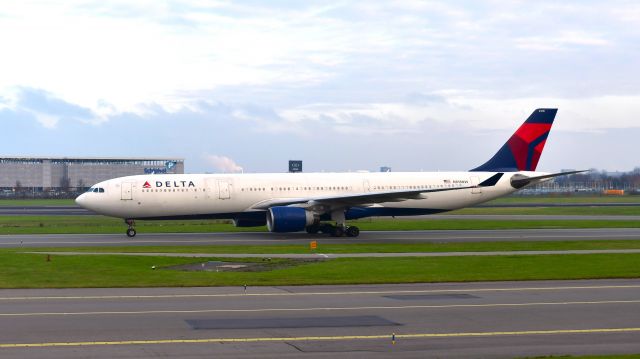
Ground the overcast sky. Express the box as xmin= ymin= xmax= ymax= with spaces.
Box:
xmin=1 ymin=1 xmax=638 ymax=173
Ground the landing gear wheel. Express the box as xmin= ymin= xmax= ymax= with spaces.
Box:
xmin=331 ymin=226 xmax=345 ymax=237
xmin=345 ymin=226 xmax=360 ymax=237
xmin=319 ymin=224 xmax=333 ymax=234
xmin=125 ymin=219 xmax=136 ymax=238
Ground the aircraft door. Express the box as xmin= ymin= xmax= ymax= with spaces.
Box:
xmin=121 ymin=182 xmax=133 ymax=200
xmin=363 ymin=180 xmax=371 ymax=192
xmin=470 ymin=176 xmax=482 ymax=194
xmin=218 ymin=180 xmax=231 ymax=199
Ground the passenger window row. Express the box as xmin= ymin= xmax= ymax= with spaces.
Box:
xmin=141 ymin=188 xmax=205 ymax=193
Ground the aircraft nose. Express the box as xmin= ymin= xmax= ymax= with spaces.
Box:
xmin=75 ymin=193 xmax=88 ymax=208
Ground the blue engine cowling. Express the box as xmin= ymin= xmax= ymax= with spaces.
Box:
xmin=266 ymin=207 xmax=317 ymax=233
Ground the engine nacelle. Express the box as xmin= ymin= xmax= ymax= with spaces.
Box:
xmin=266 ymin=207 xmax=317 ymax=233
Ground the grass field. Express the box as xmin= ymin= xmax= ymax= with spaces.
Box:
xmin=524 ymin=356 xmax=640 ymax=359
xmin=2 ymin=251 xmax=640 ymax=288
xmin=522 ymin=355 xmax=640 ymax=359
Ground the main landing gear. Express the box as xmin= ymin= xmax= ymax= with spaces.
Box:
xmin=305 ymin=223 xmax=360 ymax=237
xmin=125 ymin=219 xmax=136 ymax=237
xmin=330 ymin=209 xmax=359 ymax=237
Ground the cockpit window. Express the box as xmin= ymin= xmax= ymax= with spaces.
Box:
xmin=87 ymin=187 xmax=105 ymax=193
xmin=98 ymin=188 xmax=105 ymax=193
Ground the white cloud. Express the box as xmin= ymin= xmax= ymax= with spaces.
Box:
xmin=0 ymin=1 xmax=349 ymax=114
xmin=1 ymin=1 xmax=639 ymax=171
xmin=204 ymin=154 xmax=243 ymax=173
xmin=278 ymin=95 xmax=640 ymax=135
xmin=516 ymin=31 xmax=609 ymax=51
xmin=30 ymin=111 xmax=59 ymax=129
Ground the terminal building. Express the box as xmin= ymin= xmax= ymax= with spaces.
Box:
xmin=0 ymin=156 xmax=184 ymax=191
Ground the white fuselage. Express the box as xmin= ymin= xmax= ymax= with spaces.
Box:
xmin=76 ymin=171 xmax=541 ymax=220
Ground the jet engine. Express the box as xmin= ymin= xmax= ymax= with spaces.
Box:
xmin=266 ymin=206 xmax=318 ymax=233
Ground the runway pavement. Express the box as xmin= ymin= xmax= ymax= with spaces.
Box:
xmin=1 ymin=279 xmax=640 ymax=358
xmin=2 ymin=228 xmax=640 ymax=248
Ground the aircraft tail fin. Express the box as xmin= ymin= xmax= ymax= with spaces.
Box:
xmin=471 ymin=108 xmax=557 ymax=172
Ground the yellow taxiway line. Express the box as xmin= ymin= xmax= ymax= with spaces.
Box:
xmin=1 ymin=327 xmax=640 ymax=348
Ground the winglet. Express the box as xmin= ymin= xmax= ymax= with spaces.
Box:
xmin=510 ymin=170 xmax=588 ymax=189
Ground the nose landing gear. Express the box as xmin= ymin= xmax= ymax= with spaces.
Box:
xmin=125 ymin=219 xmax=136 ymax=237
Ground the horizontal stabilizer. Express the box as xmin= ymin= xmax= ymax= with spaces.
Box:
xmin=510 ymin=170 xmax=588 ymax=189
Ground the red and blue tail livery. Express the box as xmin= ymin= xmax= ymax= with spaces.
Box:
xmin=472 ymin=108 xmax=557 ymax=172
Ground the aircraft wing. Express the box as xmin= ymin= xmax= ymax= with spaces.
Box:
xmin=251 ymin=173 xmax=504 ymax=210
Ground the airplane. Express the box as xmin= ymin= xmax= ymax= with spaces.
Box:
xmin=75 ymin=108 xmax=582 ymax=238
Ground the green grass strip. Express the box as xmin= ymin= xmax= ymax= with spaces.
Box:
xmin=522 ymin=355 xmax=640 ymax=359
xmin=450 ymin=206 xmax=640 ymax=216
xmin=2 ymin=252 xmax=640 ymax=288
xmin=26 ymin=240 xmax=640 ymax=255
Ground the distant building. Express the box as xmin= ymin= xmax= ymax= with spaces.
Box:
xmin=289 ymin=160 xmax=302 ymax=173
xmin=0 ymin=156 xmax=184 ymax=191
xmin=380 ymin=166 xmax=392 ymax=172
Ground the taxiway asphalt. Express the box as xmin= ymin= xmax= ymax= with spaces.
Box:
xmin=1 ymin=228 xmax=640 ymax=248
xmin=1 ymin=279 xmax=640 ymax=358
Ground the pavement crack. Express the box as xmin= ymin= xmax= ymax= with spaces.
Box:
xmin=285 ymin=341 xmax=305 ymax=352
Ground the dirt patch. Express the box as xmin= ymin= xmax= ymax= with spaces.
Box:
xmin=165 ymin=258 xmax=322 ymax=272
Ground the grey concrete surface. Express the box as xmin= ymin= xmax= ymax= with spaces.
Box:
xmin=0 ymin=279 xmax=639 ymax=358
xmin=2 ymin=228 xmax=640 ymax=248
xmin=25 ymin=249 xmax=640 ymax=258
